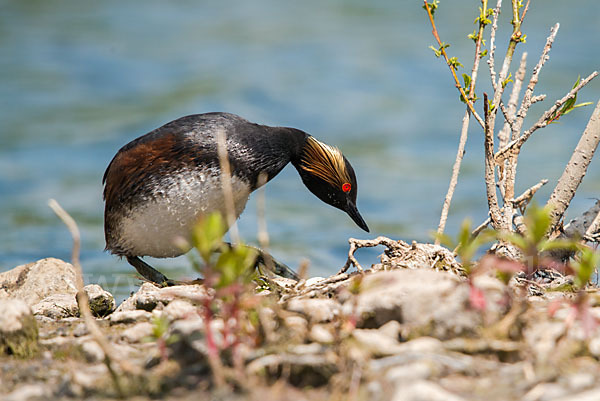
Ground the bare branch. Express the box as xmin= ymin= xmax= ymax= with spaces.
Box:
xmin=511 ymin=179 xmax=548 ymax=210
xmin=511 ymin=24 xmax=560 ymax=140
xmin=498 ymin=52 xmax=527 ymax=147
xmin=547 ymin=100 xmax=600 ymax=234
xmin=487 ymin=0 xmax=503 ymax=92
xmin=472 ymin=216 xmax=492 ymax=237
xmin=496 ymin=71 xmax=599 ymax=163
xmin=435 ymin=0 xmax=492 ymax=242
xmin=483 ymin=93 xmax=504 ymax=229
xmin=423 ymin=0 xmax=485 ymax=128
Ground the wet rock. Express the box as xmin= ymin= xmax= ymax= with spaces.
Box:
xmin=108 ymin=310 xmax=152 ymax=325
xmin=0 ymin=299 xmax=38 ymax=357
xmin=391 ymin=380 xmax=466 ymax=401
xmin=31 ymin=294 xmax=78 ymax=319
xmin=286 ymin=298 xmax=341 ymax=323
xmin=116 ymin=282 xmax=209 ymax=312
xmin=84 ymin=284 xmax=115 ymax=317
xmin=0 ymin=258 xmax=77 ymax=306
xmin=345 ymin=269 xmax=480 ymax=338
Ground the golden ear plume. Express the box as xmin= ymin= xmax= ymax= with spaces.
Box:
xmin=300 ymin=136 xmax=351 ymax=188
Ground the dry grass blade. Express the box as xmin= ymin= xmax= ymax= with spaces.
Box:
xmin=48 ymin=199 xmax=139 ymax=398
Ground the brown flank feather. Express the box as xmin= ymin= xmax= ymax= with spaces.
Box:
xmin=300 ymin=136 xmax=351 ymax=187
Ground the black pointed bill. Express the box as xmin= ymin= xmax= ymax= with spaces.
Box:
xmin=346 ymin=201 xmax=369 ymax=232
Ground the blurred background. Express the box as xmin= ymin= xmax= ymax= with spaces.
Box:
xmin=1 ymin=0 xmax=599 ymax=299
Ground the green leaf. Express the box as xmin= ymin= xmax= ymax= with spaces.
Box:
xmin=572 ymin=247 xmax=600 ymax=289
xmin=215 ymin=245 xmax=257 ymax=289
xmin=192 ymin=212 xmax=227 ymax=263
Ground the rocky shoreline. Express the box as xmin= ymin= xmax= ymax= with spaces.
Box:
xmin=2 ymin=252 xmax=600 ymax=401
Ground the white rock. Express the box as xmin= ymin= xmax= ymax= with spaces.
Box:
xmin=108 ymin=310 xmax=152 ymax=324
xmin=345 ymin=270 xmax=480 ymax=338
xmin=392 ymin=380 xmax=465 ymax=401
xmin=286 ymin=298 xmax=341 ymax=323
xmin=309 ymin=324 xmax=334 ymax=344
xmin=31 ymin=293 xmax=78 ymax=319
xmin=162 ymin=299 xmax=197 ymax=321
xmin=0 ymin=258 xmax=77 ymax=305
xmin=4 ymin=384 xmax=51 ymax=401
xmin=121 ymin=322 xmax=154 ymax=343
xmin=0 ymin=299 xmax=38 ymax=357
xmin=116 ymin=282 xmax=209 ymax=312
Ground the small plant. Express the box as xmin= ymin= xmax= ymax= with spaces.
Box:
xmin=185 ymin=212 xmax=262 ymax=387
xmin=145 ymin=315 xmax=179 ymax=362
xmin=436 ymin=220 xmax=498 ymax=310
xmin=499 ymin=203 xmax=577 ymax=274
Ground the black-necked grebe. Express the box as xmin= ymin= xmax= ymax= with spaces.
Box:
xmin=103 ymin=112 xmax=368 ymax=284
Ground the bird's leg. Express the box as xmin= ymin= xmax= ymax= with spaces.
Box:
xmin=126 ymin=256 xmax=176 ymax=287
xmin=223 ymin=242 xmax=300 ymax=281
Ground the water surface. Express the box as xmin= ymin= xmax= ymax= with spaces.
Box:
xmin=1 ymin=0 xmax=599 ymax=298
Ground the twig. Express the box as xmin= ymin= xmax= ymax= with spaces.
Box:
xmin=547 ymin=100 xmax=600 ymax=234
xmin=435 ymin=0 xmax=490 ymax=242
xmin=496 ymin=71 xmax=599 ymax=163
xmin=339 ymin=236 xmax=400 ymax=274
xmin=472 ymin=216 xmax=492 ymax=237
xmin=216 ymin=128 xmax=240 ymax=244
xmin=423 ymin=0 xmax=485 ymax=128
xmin=48 ymin=199 xmax=135 ymax=398
xmin=511 ymin=179 xmax=548 ymax=211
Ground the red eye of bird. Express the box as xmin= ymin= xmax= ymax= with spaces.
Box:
xmin=342 ymin=183 xmax=351 ymax=193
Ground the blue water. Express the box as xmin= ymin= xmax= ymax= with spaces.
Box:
xmin=2 ymin=1 xmax=599 ymax=298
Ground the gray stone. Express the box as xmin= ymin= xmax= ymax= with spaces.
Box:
xmin=286 ymin=298 xmax=341 ymax=323
xmin=344 ymin=269 xmax=481 ymax=338
xmin=108 ymin=310 xmax=152 ymax=324
xmin=84 ymin=284 xmax=115 ymax=317
xmin=0 ymin=299 xmax=38 ymax=357
xmin=31 ymin=294 xmax=78 ymax=319
xmin=0 ymin=258 xmax=77 ymax=306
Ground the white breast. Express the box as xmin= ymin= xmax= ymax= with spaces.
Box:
xmin=116 ymin=167 xmax=251 ymax=258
